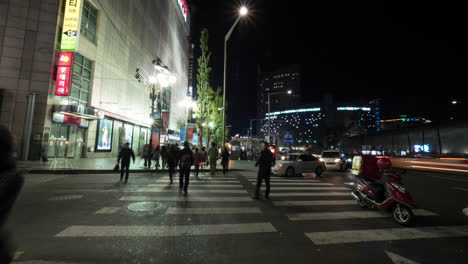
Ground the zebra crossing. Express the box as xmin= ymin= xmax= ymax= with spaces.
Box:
xmin=55 ymin=174 xmax=277 ymax=238
xmin=242 ymin=175 xmax=468 ymax=245
xmin=51 ymin=172 xmax=468 ymax=246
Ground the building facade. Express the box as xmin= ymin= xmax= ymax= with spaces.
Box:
xmin=0 ymin=0 xmax=191 ymax=160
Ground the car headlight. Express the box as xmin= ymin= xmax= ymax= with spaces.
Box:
xmin=319 ymin=158 xmax=324 ymax=162
xmin=335 ymin=159 xmax=341 ymax=163
xmin=390 ymin=182 xmax=406 ymax=193
xmin=277 ymin=163 xmax=283 ymax=167
xmin=347 ymin=158 xmax=352 ymax=162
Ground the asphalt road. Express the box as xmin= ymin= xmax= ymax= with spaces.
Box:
xmin=6 ymin=166 xmax=468 ymax=264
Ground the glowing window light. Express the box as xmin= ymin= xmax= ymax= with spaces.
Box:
xmin=337 ymin=107 xmax=371 ymax=111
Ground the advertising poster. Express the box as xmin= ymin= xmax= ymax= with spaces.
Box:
xmin=124 ymin=124 xmax=133 ymax=147
xmin=96 ymin=119 xmax=113 ymax=151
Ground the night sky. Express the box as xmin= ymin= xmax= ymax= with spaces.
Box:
xmin=189 ymin=0 xmax=465 ymax=135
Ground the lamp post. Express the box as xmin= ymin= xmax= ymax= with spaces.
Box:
xmin=267 ymin=90 xmax=292 ymax=144
xmin=223 ymin=6 xmax=248 ymax=148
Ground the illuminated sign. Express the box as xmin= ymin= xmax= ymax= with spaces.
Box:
xmin=55 ymin=52 xmax=73 ymax=96
xmin=61 ymin=0 xmax=82 ymax=50
xmin=337 ymin=107 xmax=371 ymax=111
xmin=266 ymin=108 xmax=321 ymax=116
xmin=177 ymin=0 xmax=189 ymax=22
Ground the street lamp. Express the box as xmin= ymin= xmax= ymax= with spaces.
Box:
xmin=267 ymin=90 xmax=292 ymax=144
xmin=223 ymin=6 xmax=248 ymax=147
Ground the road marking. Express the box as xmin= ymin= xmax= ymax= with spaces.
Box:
xmin=95 ymin=207 xmax=121 ymax=214
xmin=410 ymin=165 xmax=468 ymax=174
xmin=273 ymin=200 xmax=356 ymax=206
xmin=120 ymin=196 xmax=254 ymax=202
xmin=271 ymin=192 xmax=350 ymax=197
xmin=288 ymin=209 xmax=437 ymax=221
xmin=135 ymin=189 xmax=247 ymax=193
xmin=305 ymin=225 xmax=468 ymax=245
xmin=385 ymin=251 xmax=420 ymax=264
xmin=13 ymin=251 xmax=24 ymax=260
xmin=56 ymin=222 xmax=277 ymax=237
xmin=147 ymin=184 xmax=243 ymax=188
xmin=453 ymin=187 xmax=468 ymax=191
xmin=166 ymin=207 xmax=262 ymax=214
xmin=246 ymin=179 xmax=321 ymax=183
xmin=270 ymin=187 xmax=348 ymax=191
xmin=157 ymin=180 xmax=240 ymax=183
xmin=250 ymin=182 xmax=334 ymax=186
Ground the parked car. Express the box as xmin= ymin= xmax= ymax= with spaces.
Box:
xmin=272 ymin=153 xmax=326 ymax=177
xmin=319 ymin=150 xmax=347 ymax=171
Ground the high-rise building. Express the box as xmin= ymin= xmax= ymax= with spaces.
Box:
xmin=0 ymin=0 xmax=191 ymax=160
xmin=257 ymin=64 xmax=301 ymax=120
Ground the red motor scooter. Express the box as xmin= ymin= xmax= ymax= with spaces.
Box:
xmin=351 ymin=155 xmax=415 ymax=225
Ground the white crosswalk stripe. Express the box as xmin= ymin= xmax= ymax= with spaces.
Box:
xmin=305 ymin=225 xmax=468 ymax=245
xmin=271 ymin=192 xmax=350 ymax=197
xmin=120 ymin=196 xmax=254 ymax=202
xmin=134 ymin=189 xmax=247 ymax=193
xmin=165 ymin=207 xmax=262 ymax=214
xmin=56 ymin=222 xmax=277 ymax=237
xmin=267 ymin=187 xmax=348 ymax=191
xmin=157 ymin=180 xmax=240 ymax=183
xmin=147 ymin=184 xmax=243 ymax=188
xmin=288 ymin=209 xmax=438 ymax=221
xmin=273 ymin=200 xmax=357 ymax=206
xmin=95 ymin=207 xmax=121 ymax=214
xmin=250 ymin=182 xmax=334 ymax=186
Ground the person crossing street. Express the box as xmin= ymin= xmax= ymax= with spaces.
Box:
xmin=117 ymin=142 xmax=135 ymax=183
xmin=208 ymin=142 xmax=218 ymax=176
xmin=252 ymin=142 xmax=275 ymax=200
xmin=178 ymin=141 xmax=194 ymax=194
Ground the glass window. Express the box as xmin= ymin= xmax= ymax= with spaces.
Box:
xmin=81 ymin=0 xmax=98 ymax=43
xmin=69 ymin=53 xmax=93 ymax=106
xmin=288 ymin=155 xmax=298 ymax=161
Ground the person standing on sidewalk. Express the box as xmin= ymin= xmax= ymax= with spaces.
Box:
xmin=252 ymin=142 xmax=275 ymax=200
xmin=117 ymin=142 xmax=135 ymax=183
xmin=193 ymin=148 xmax=203 ymax=179
xmin=143 ymin=144 xmax=152 ymax=168
xmin=160 ymin=145 xmax=168 ymax=169
xmin=207 ymin=142 xmax=218 ymax=176
xmin=167 ymin=144 xmax=176 ymax=184
xmin=221 ymin=147 xmax=230 ymax=175
xmin=177 ymin=141 xmax=194 ymax=194
xmin=152 ymin=145 xmax=161 ymax=170
xmin=0 ymin=126 xmax=24 ymax=263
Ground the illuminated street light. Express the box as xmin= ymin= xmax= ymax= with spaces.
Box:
xmin=287 ymin=90 xmax=292 ymax=94
xmin=209 ymin=121 xmax=214 ymax=128
xmin=223 ymin=6 xmax=248 ymax=146
xmin=452 ymin=100 xmax=458 ymax=105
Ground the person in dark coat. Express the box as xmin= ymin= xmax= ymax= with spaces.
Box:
xmin=166 ymin=144 xmax=177 ymax=184
xmin=143 ymin=144 xmax=152 ymax=168
xmin=220 ymin=147 xmax=230 ymax=175
xmin=252 ymin=142 xmax=275 ymax=200
xmin=0 ymin=126 xmax=24 ymax=263
xmin=177 ymin=141 xmax=194 ymax=194
xmin=117 ymin=142 xmax=135 ymax=183
xmin=160 ymin=145 xmax=168 ymax=169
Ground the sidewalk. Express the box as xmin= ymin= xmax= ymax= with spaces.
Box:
xmin=17 ymin=157 xmax=255 ymax=174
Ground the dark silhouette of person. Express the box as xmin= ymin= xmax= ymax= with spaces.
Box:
xmin=177 ymin=141 xmax=194 ymax=194
xmin=252 ymin=142 xmax=275 ymax=199
xmin=117 ymin=142 xmax=135 ymax=183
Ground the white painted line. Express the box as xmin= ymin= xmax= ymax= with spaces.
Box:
xmin=385 ymin=251 xmax=420 ymax=264
xmin=157 ymin=180 xmax=240 ymax=183
xmin=273 ymin=200 xmax=356 ymax=206
xmin=246 ymin=178 xmax=320 ymax=182
xmin=288 ymin=209 xmax=437 ymax=221
xmin=454 ymin=187 xmax=468 ymax=191
xmin=95 ymin=207 xmax=121 ymax=214
xmin=120 ymin=196 xmax=254 ymax=202
xmin=135 ymin=189 xmax=247 ymax=194
xmin=56 ymin=222 xmax=277 ymax=237
xmin=272 ymin=187 xmax=348 ymax=191
xmin=250 ymin=182 xmax=334 ymax=186
xmin=305 ymin=225 xmax=468 ymax=245
xmin=271 ymin=192 xmax=350 ymax=197
xmin=147 ymin=184 xmax=243 ymax=188
xmin=165 ymin=207 xmax=262 ymax=214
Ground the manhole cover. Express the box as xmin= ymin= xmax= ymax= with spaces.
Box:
xmin=48 ymin=195 xmax=83 ymax=201
xmin=127 ymin=202 xmax=165 ymax=212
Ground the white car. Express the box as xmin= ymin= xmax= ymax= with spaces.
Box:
xmin=319 ymin=150 xmax=346 ymax=171
xmin=272 ymin=153 xmax=326 ymax=177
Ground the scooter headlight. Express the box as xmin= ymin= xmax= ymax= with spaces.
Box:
xmin=390 ymin=182 xmax=406 ymax=193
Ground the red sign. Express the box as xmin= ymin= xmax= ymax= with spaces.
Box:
xmin=55 ymin=52 xmax=73 ymax=96
xmin=187 ymin=127 xmax=194 ymax=141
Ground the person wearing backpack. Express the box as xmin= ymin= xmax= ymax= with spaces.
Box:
xmin=177 ymin=141 xmax=194 ymax=194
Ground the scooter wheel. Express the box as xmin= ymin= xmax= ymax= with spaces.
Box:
xmin=392 ymin=204 xmax=414 ymax=226
xmin=355 ymin=193 xmax=367 ymax=208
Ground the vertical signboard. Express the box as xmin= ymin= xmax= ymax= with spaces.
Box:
xmin=55 ymin=52 xmax=73 ymax=96
xmin=61 ymin=0 xmax=82 ymax=50
xmin=180 ymin=127 xmax=186 ymax=142
xmin=283 ymin=131 xmax=294 ymax=144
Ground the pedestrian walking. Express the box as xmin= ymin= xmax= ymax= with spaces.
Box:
xmin=117 ymin=142 xmax=135 ymax=183
xmin=143 ymin=144 xmax=152 ymax=168
xmin=207 ymin=142 xmax=218 ymax=176
xmin=178 ymin=141 xmax=194 ymax=194
xmin=0 ymin=126 xmax=24 ymax=263
xmin=252 ymin=142 xmax=275 ymax=200
xmin=201 ymin=146 xmax=207 ymax=169
xmin=221 ymin=147 xmax=230 ymax=175
xmin=193 ymin=148 xmax=203 ymax=179
xmin=40 ymin=143 xmax=48 ymax=165
xmin=160 ymin=145 xmax=168 ymax=169
xmin=152 ymin=145 xmax=161 ymax=170
xmin=167 ymin=144 xmax=177 ymax=184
